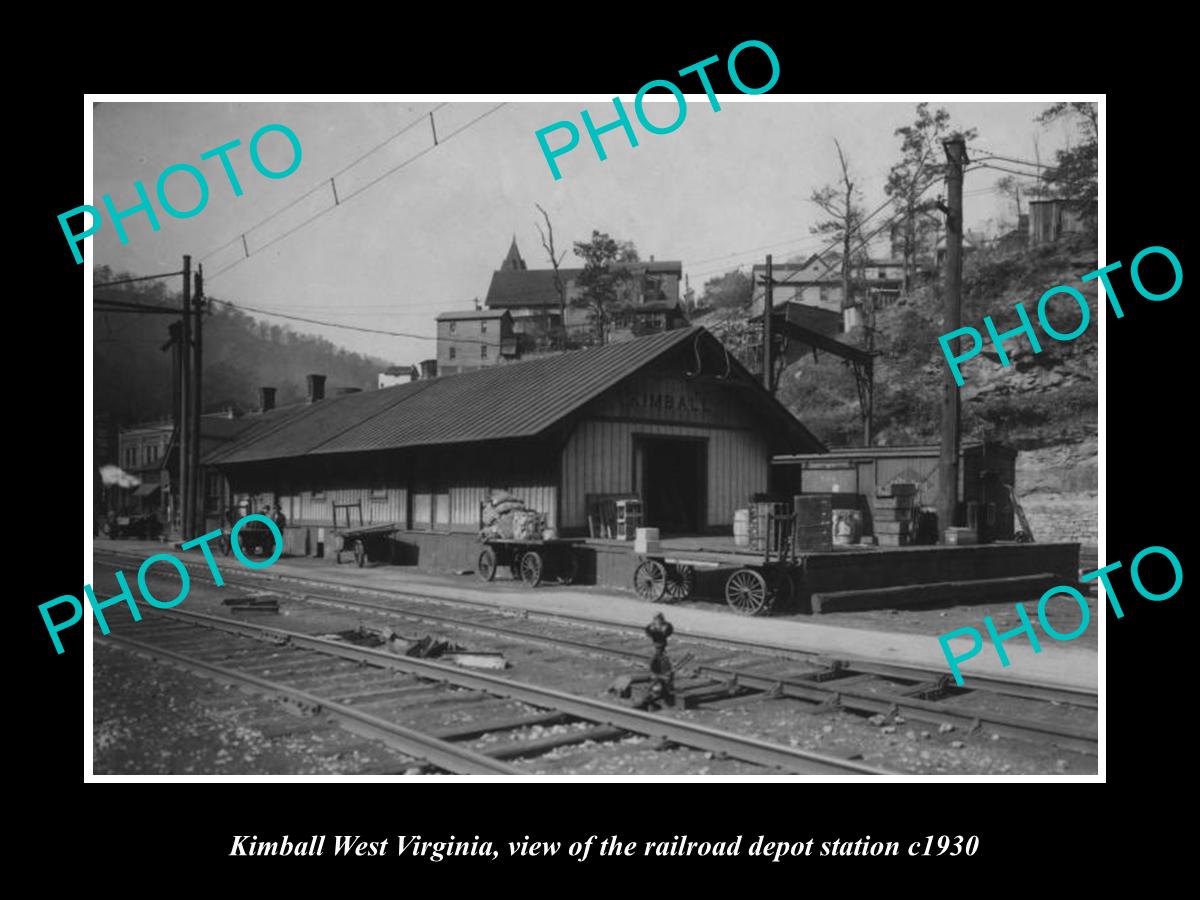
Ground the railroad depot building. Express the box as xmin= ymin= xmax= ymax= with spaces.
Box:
xmin=204 ymin=327 xmax=825 ymax=571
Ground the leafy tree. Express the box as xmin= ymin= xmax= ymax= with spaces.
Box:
xmin=1037 ymin=102 xmax=1098 ymax=227
xmin=93 ymin=266 xmax=387 ymax=427
xmin=701 ymin=269 xmax=752 ymax=309
xmin=885 ymin=104 xmax=977 ymax=290
xmin=571 ymin=230 xmax=636 ymax=344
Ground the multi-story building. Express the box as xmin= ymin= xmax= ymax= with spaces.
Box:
xmin=749 ymin=254 xmax=906 ymax=332
xmin=378 ymin=365 xmax=418 ymax=389
xmin=483 ymin=238 xmax=685 ymax=348
xmin=115 ymin=420 xmax=173 ymax=517
xmin=436 ymin=309 xmax=518 ymax=375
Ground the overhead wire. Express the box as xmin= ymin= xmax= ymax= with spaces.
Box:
xmin=206 ymin=103 xmax=506 ymax=282
xmin=207 ymin=297 xmax=510 ymax=349
xmin=198 ymin=104 xmax=448 ymax=264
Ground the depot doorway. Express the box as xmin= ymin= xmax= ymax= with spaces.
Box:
xmin=635 ymin=436 xmax=707 ymax=535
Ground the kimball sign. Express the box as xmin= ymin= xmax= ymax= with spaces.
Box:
xmin=620 ymin=390 xmax=715 ymax=417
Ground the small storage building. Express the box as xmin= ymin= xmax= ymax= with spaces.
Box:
xmin=771 ymin=441 xmax=1018 ymax=541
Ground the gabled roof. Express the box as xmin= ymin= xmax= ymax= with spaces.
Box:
xmin=205 ymin=327 xmax=824 ymax=466
xmin=486 ymin=268 xmax=574 ymax=308
xmin=631 ymin=301 xmax=684 ymax=314
xmin=486 ymin=261 xmax=683 ymax=309
xmin=436 ymin=309 xmax=509 ymax=321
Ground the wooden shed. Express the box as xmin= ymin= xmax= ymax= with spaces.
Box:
xmin=771 ymin=442 xmax=1018 ymax=541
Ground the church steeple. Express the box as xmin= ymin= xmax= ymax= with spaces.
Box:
xmin=501 ymin=235 xmax=527 ymax=271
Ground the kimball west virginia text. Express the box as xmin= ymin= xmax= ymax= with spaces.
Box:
xmin=229 ymin=835 xmax=500 ymax=860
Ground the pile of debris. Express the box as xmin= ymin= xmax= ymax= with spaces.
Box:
xmin=327 ymin=626 xmax=507 ymax=670
xmin=480 ymin=490 xmax=547 ymax=541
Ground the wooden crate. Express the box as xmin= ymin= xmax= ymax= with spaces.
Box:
xmin=586 ymin=493 xmax=641 ymax=540
xmin=794 ymin=494 xmax=833 ymax=552
xmin=614 ymin=499 xmax=643 ymax=541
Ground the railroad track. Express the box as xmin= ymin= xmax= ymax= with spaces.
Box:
xmin=100 ymin=606 xmax=883 ymax=775
xmin=94 ymin=548 xmax=1098 ymax=757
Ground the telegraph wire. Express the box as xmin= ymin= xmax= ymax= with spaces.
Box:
xmin=207 ymin=104 xmax=506 ymax=283
xmin=198 ymin=104 xmax=448 ymax=264
xmin=94 ymin=271 xmax=183 ymax=287
xmin=207 ymin=297 xmax=504 ymax=349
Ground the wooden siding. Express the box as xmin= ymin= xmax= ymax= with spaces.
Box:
xmin=560 ymin=418 xmax=767 ymax=530
xmin=285 ymin=487 xmax=408 ymax=527
xmin=589 ymin=373 xmax=764 ymax=429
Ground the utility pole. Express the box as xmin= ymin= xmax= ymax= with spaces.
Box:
xmin=762 ymin=254 xmax=774 ymax=392
xmin=162 ymin=322 xmax=182 ymax=530
xmin=190 ymin=263 xmax=204 ymax=538
xmin=938 ymin=139 xmax=968 ymax=541
xmin=864 ymin=359 xmax=874 ymax=447
xmin=180 ymin=254 xmax=192 ymax=540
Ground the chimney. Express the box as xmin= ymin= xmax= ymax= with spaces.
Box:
xmin=259 ymin=387 xmax=276 ymax=412
xmin=306 ymin=374 xmax=326 ymax=403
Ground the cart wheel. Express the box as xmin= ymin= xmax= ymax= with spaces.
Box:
xmin=353 ymin=539 xmax=366 ymax=568
xmin=664 ymin=564 xmax=695 ymax=602
xmin=558 ymin=550 xmax=579 ymax=586
xmin=520 ymin=551 xmax=543 ymax=588
xmin=726 ymin=568 xmax=769 ymax=616
xmin=509 ymin=560 xmax=522 ymax=580
xmin=633 ymin=559 xmax=668 ymax=603
xmin=769 ymin=569 xmax=795 ymax=611
xmin=477 ymin=547 xmax=498 ymax=582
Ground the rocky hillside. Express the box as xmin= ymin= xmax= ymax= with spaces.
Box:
xmin=698 ymin=235 xmax=1099 ymax=545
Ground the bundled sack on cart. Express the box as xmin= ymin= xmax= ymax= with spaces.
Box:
xmin=480 ymin=491 xmax=546 ymax=540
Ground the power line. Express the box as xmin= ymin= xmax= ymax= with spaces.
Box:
xmin=332 ymin=103 xmax=447 ymax=180
xmin=970 ymin=147 xmax=1045 ymax=168
xmin=208 ymin=104 xmax=507 ymax=283
xmin=199 ymin=104 xmax=447 ymax=264
xmin=95 ymin=297 xmax=194 ymax=315
xmin=686 ymin=234 xmax=831 ymax=270
xmin=94 ymin=271 xmax=183 ymax=287
xmin=339 ymin=104 xmax=503 ymax=203
xmin=968 ymin=162 xmax=1043 ymax=179
xmin=688 ymin=189 xmax=910 ymax=286
xmin=208 ymin=297 xmax=504 ymax=348
xmin=762 ymin=139 xmax=943 ymax=294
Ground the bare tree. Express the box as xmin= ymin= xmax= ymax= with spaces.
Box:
xmin=995 ymin=175 xmax=1027 ymax=221
xmin=810 ymin=139 xmax=864 ymax=321
xmin=535 ymin=203 xmax=568 ymax=348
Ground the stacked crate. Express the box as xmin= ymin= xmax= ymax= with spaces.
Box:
xmin=873 ymin=483 xmax=917 ymax=547
xmin=793 ymin=494 xmax=834 ymax=552
xmin=614 ymin=498 xmax=643 ymax=541
xmin=749 ymin=501 xmax=790 ymax=553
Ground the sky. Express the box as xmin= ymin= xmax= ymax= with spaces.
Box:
xmin=91 ymin=98 xmax=1084 ymax=367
